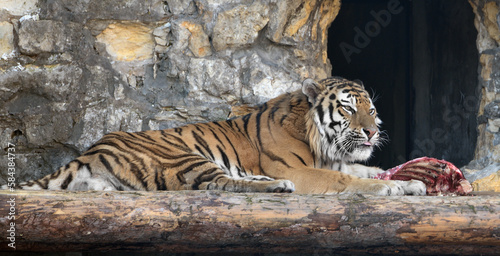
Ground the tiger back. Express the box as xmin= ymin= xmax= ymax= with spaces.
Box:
xmin=8 ymin=77 xmax=426 ymax=195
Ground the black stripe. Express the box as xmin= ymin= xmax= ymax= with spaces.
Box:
xmin=194 ymin=145 xmax=205 ymax=158
xmin=255 ymin=104 xmax=268 ymax=148
xmin=155 ymin=167 xmax=167 ymax=190
xmin=162 ymin=155 xmax=205 ymax=169
xmin=263 ymin=151 xmax=291 ymax=168
xmin=233 ymin=120 xmax=243 ymax=134
xmin=218 ymin=145 xmax=231 ymax=171
xmin=76 ymin=160 xmax=90 ymax=171
xmin=269 ymin=105 xmax=280 ymax=121
xmin=135 ymin=131 xmax=156 ymax=142
xmin=176 ymin=160 xmax=211 ymax=183
xmin=219 ymin=132 xmax=243 ymax=171
xmin=84 ymin=149 xmax=123 ymax=167
xmin=213 ymin=121 xmax=225 ymax=129
xmin=126 ymin=132 xmax=141 ymax=140
xmin=50 ymin=168 xmax=63 ymax=179
xmin=174 ymin=128 xmax=183 ymax=136
xmin=237 ymin=166 xmax=246 ymax=177
xmin=341 ymin=125 xmax=349 ymax=134
xmin=85 ymin=141 xmax=102 ymax=153
xmin=258 ymin=102 xmax=268 ymax=112
xmin=130 ymin=161 xmax=149 ymax=189
xmin=118 ymin=154 xmax=148 ymax=190
xmin=192 ymin=130 xmax=215 ymax=160
xmin=75 ymin=159 xmax=85 ymax=169
xmin=296 ymin=97 xmax=303 ymax=106
xmin=211 ymin=175 xmax=226 ymax=189
xmin=267 ymin=115 xmax=274 ymax=140
xmin=221 ymin=179 xmax=230 ymax=191
xmin=329 ymin=121 xmax=341 ymax=130
xmin=91 ymin=152 xmax=138 ymax=191
xmin=269 ymin=97 xmax=287 ymax=121
xmin=258 ymin=162 xmax=266 ymax=176
xmin=279 ymin=114 xmax=288 ymax=125
xmin=84 ymin=140 xmax=116 ymax=152
xmin=292 ymin=152 xmax=307 ymax=166
xmin=84 ymin=140 xmax=132 ymax=156
xmin=35 ymin=179 xmax=49 ymax=190
xmin=161 ymin=130 xmax=189 ymax=148
xmin=342 ymin=88 xmax=364 ymax=94
xmin=60 ymin=173 xmax=73 ymax=189
xmin=194 ymin=124 xmax=205 ymax=135
xmin=125 ymin=132 xmax=143 ymax=141
xmin=159 ymin=137 xmax=190 ymax=152
xmin=316 ymin=105 xmax=324 ymax=124
xmin=328 ymin=103 xmax=334 ymax=123
xmin=209 ymin=128 xmax=226 ymax=149
xmin=289 ymin=97 xmax=303 ymax=110
xmin=192 ymin=167 xmax=222 ymax=190
xmin=326 ymin=133 xmax=334 ymax=144
xmin=242 ymin=114 xmax=251 ymax=136
xmin=99 ymin=154 xmax=113 ymax=172
xmin=122 ymin=136 xmax=174 ymax=159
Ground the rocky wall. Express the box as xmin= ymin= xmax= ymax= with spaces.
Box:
xmin=0 ymin=0 xmax=340 ymax=183
xmin=466 ymin=0 xmax=500 ymax=191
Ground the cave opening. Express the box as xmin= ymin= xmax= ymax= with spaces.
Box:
xmin=328 ymin=0 xmax=479 ymax=169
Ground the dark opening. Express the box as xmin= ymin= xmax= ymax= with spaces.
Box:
xmin=328 ymin=0 xmax=479 ymax=169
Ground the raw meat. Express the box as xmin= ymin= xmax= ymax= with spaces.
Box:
xmin=374 ymin=157 xmax=473 ymax=196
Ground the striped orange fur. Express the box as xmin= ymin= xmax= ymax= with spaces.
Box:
xmin=9 ymin=77 xmax=426 ymax=195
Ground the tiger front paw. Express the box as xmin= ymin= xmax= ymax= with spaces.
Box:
xmin=344 ymin=179 xmax=426 ymax=196
xmin=373 ymin=180 xmax=426 ymax=196
xmin=396 ymin=180 xmax=427 ymax=195
xmin=266 ymin=179 xmax=295 ymax=193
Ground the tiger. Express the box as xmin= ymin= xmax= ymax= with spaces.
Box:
xmin=4 ymin=77 xmax=426 ymax=195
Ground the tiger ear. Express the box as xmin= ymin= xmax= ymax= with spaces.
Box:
xmin=302 ymin=78 xmax=323 ymax=103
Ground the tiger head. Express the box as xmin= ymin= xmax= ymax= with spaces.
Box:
xmin=303 ymin=77 xmax=382 ymax=164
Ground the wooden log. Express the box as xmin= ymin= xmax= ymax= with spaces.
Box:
xmin=0 ymin=190 xmax=499 ymax=254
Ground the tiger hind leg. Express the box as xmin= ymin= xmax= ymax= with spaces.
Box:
xmin=11 ymin=159 xmax=132 ymax=191
xmin=65 ymin=164 xmax=133 ymax=191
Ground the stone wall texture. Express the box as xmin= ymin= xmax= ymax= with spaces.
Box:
xmin=466 ymin=0 xmax=500 ymax=191
xmin=0 ymin=0 xmax=340 ymax=184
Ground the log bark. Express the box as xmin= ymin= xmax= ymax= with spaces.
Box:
xmin=0 ymin=190 xmax=499 ymax=254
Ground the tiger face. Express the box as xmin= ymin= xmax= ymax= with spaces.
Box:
xmin=303 ymin=77 xmax=382 ymax=164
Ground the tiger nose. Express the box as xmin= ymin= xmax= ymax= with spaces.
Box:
xmin=363 ymin=128 xmax=377 ymax=139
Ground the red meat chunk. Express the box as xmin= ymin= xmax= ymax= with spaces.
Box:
xmin=374 ymin=157 xmax=472 ymax=196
